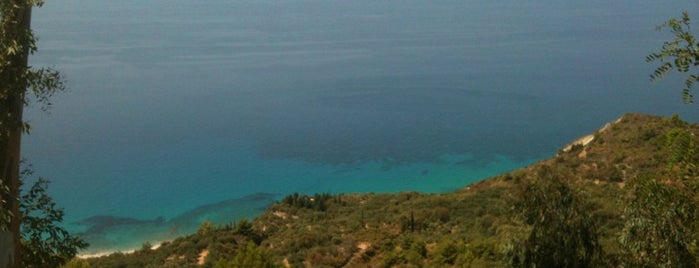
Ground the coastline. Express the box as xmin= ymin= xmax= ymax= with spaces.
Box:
xmin=68 ymin=155 xmax=539 ymax=259
xmin=78 ymin=242 xmax=163 ymax=259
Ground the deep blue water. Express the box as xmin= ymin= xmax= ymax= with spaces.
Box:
xmin=23 ymin=0 xmax=699 ymax=253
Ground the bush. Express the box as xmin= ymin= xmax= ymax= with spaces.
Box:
xmin=214 ymin=242 xmax=280 ymax=268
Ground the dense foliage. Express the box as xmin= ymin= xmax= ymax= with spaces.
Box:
xmin=77 ymin=114 xmax=699 ymax=267
xmin=509 ymin=169 xmax=603 ymax=267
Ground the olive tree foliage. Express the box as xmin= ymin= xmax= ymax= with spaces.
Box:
xmin=508 ymin=167 xmax=603 ymax=268
xmin=647 ymin=11 xmax=699 ymax=103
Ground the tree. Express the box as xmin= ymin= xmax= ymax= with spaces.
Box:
xmin=213 ymin=242 xmax=280 ymax=268
xmin=198 ymin=220 xmax=213 ymax=236
xmin=647 ymin=11 xmax=699 ymax=103
xmin=0 ymin=1 xmax=64 ymax=266
xmin=618 ymin=126 xmax=699 ymax=267
xmin=619 ymin=175 xmax=697 ymax=268
xmin=635 ymin=12 xmax=699 ymax=267
xmin=509 ymin=167 xmax=603 ymax=268
xmin=20 ymin=175 xmax=88 ymax=267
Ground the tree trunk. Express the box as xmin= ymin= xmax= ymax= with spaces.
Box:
xmin=0 ymin=94 xmax=24 ymax=268
xmin=0 ymin=2 xmax=32 ymax=267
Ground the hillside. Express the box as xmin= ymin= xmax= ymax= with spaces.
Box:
xmin=76 ymin=113 xmax=699 ymax=267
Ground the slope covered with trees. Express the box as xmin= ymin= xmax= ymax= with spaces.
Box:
xmin=79 ymin=113 xmax=699 ymax=267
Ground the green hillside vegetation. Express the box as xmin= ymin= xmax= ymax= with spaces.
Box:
xmin=70 ymin=113 xmax=699 ymax=267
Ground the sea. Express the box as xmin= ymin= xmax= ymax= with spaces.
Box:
xmin=23 ymin=0 xmax=699 ymax=254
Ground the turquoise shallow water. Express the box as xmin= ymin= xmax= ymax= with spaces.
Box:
xmin=31 ymin=138 xmax=539 ymax=253
xmin=20 ymin=0 xmax=699 ymax=254
xmin=60 ymin=147 xmax=538 ymax=254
